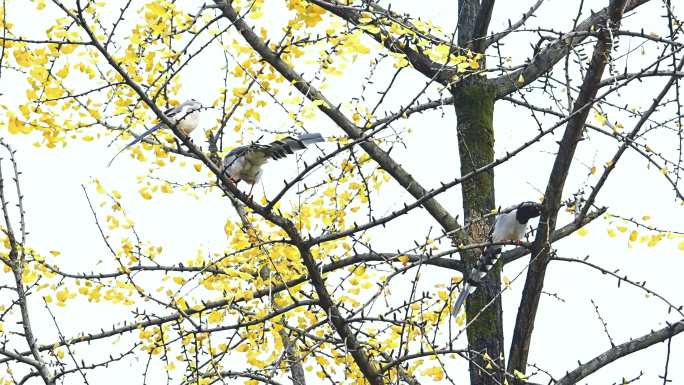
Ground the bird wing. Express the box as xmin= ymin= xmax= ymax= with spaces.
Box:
xmin=262 ymin=133 xmax=325 ymax=159
xmin=221 ymin=133 xmax=324 ymax=180
xmin=163 ymin=106 xmax=179 ymax=117
xmin=163 ymin=102 xmax=189 ymax=119
xmin=222 ymin=145 xmax=251 ymax=169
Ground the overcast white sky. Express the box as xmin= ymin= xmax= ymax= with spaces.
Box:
xmin=0 ymin=0 xmax=683 ymax=384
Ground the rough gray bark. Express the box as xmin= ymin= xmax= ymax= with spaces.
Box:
xmin=279 ymin=330 xmax=306 ymax=385
xmin=554 ymin=321 xmax=684 ymax=385
xmin=452 ymin=83 xmax=503 ymax=385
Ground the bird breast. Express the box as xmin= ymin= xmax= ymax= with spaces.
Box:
xmin=226 ymin=151 xmax=269 ymax=184
xmin=176 ymin=109 xmax=200 ymax=134
xmin=491 ymin=212 xmax=526 ymax=243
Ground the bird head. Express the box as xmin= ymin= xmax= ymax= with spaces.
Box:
xmin=515 ymin=201 xmax=542 ymax=224
xmin=185 ymin=99 xmax=203 ymax=111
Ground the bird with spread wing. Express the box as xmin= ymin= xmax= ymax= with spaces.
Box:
xmin=221 ymin=133 xmax=325 ymax=195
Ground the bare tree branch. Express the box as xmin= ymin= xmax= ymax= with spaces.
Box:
xmin=508 ymin=0 xmax=630 ymax=374
xmin=555 ymin=321 xmax=684 ymax=385
xmin=489 ymin=0 xmax=652 ymax=98
xmin=305 ymin=0 xmax=454 ymax=84
xmin=485 ymin=0 xmax=546 ymax=47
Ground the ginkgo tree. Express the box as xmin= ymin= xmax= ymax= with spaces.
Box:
xmin=0 ymin=0 xmax=683 ymax=385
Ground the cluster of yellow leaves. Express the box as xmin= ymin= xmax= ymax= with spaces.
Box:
xmin=6 ymin=41 xmax=75 ymax=146
xmin=356 ymin=10 xmax=482 ymax=71
xmin=0 ymin=240 xmax=58 ymax=284
xmin=1 ymin=4 xmax=133 ymax=146
xmin=286 ymin=0 xmax=326 ymax=29
xmin=139 ymin=325 xmax=172 ymax=355
xmin=1 ymin=0 xmax=207 ymax=152
xmin=420 ymin=366 xmax=445 ymax=381
xmin=577 ymin=214 xmax=684 ymax=251
xmin=0 ymin=234 xmax=138 ymax=313
xmin=143 ymin=1 xmax=193 ymax=38
xmin=237 ymin=330 xmax=283 ymax=368
xmin=291 ymin=167 xmax=388 ymax=231
xmin=593 ymin=110 xmax=624 ymax=133
xmin=93 ymin=180 xmax=139 ymax=234
xmin=40 ymin=278 xmax=137 ymax=306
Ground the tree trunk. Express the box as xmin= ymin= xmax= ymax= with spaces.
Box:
xmin=452 ymin=83 xmax=504 ymax=385
xmin=279 ymin=329 xmax=307 ymax=385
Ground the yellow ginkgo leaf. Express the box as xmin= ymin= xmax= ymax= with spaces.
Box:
xmin=517 ymin=73 xmax=525 ymax=84
xmin=513 ymin=370 xmax=528 ymax=380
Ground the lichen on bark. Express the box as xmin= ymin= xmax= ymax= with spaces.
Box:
xmin=452 ymin=82 xmax=504 ymax=385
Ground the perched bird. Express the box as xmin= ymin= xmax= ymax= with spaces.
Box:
xmin=451 ymin=201 xmax=542 ymax=317
xmin=107 ymin=99 xmax=203 ymax=166
xmin=222 ymin=133 xmax=325 ymax=195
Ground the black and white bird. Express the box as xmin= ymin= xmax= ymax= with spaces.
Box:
xmin=222 ymin=133 xmax=325 ymax=195
xmin=451 ymin=201 xmax=542 ymax=316
xmin=108 ymin=99 xmax=203 ymax=166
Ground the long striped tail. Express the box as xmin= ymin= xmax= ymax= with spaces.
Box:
xmin=451 ymin=282 xmax=473 ymax=317
xmin=451 ymin=245 xmax=501 ymax=317
xmin=266 ymin=133 xmax=324 ymax=159
xmin=107 ymin=123 xmax=164 ymax=167
xmin=298 ymin=133 xmax=325 ymax=146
